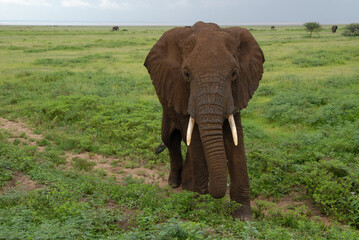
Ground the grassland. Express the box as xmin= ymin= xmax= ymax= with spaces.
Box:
xmin=0 ymin=24 xmax=358 ymax=239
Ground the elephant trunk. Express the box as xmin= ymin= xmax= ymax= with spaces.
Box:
xmin=197 ymin=118 xmax=228 ymax=198
xmin=194 ymin=76 xmax=230 ymax=198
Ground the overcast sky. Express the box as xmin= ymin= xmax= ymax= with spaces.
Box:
xmin=0 ymin=0 xmax=358 ymax=25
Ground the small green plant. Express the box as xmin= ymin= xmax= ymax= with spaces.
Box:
xmin=71 ymin=157 xmax=96 ymax=171
xmin=95 ymin=168 xmax=108 ymax=178
xmin=12 ymin=139 xmax=21 ymax=145
xmin=124 ymin=161 xmax=140 ymax=169
xmin=110 ymin=160 xmax=119 ymax=167
xmin=304 ymin=22 xmax=322 ymax=37
xmin=19 ymin=132 xmax=27 ymax=139
xmin=43 ymin=149 xmax=67 ymax=166
xmin=37 ymin=138 xmax=51 ymax=147
xmin=0 ymin=168 xmax=13 ymax=188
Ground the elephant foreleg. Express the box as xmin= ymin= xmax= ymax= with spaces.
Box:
xmin=223 ymin=114 xmax=253 ymax=221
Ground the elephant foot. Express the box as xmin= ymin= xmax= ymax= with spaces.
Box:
xmin=168 ymin=172 xmax=181 ymax=188
xmin=193 ymin=186 xmax=209 ymax=195
xmin=181 ymin=182 xmax=193 ymax=192
xmin=232 ymin=204 xmax=253 ymax=221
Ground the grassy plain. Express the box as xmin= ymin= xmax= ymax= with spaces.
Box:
xmin=0 ymin=24 xmax=358 ymax=239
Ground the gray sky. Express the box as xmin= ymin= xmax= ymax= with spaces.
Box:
xmin=0 ymin=0 xmax=358 ymax=25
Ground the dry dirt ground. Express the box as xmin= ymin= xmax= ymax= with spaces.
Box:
xmin=0 ymin=117 xmax=334 ymax=226
xmin=2 ymin=171 xmax=43 ymax=192
xmin=0 ymin=117 xmax=168 ymax=187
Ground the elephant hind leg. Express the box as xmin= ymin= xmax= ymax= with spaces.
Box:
xmin=163 ymin=129 xmax=183 ymax=188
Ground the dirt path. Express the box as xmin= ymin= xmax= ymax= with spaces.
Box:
xmin=0 ymin=117 xmax=335 ymax=226
xmin=0 ymin=117 xmax=169 ymax=187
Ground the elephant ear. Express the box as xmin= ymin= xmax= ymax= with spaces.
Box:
xmin=144 ymin=27 xmax=193 ymax=115
xmin=224 ymin=27 xmax=265 ymax=110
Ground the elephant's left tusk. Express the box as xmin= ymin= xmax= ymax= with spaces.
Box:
xmin=228 ymin=114 xmax=238 ymax=146
xmin=186 ymin=116 xmax=195 ymax=146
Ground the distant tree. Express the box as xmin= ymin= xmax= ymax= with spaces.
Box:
xmin=342 ymin=23 xmax=359 ymax=36
xmin=304 ymin=22 xmax=322 ymax=37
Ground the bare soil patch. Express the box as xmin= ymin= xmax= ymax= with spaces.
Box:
xmin=64 ymin=151 xmax=169 ymax=187
xmin=0 ymin=117 xmax=45 ymax=152
xmin=251 ymin=186 xmax=334 ymax=227
xmin=2 ymin=172 xmax=43 ymax=193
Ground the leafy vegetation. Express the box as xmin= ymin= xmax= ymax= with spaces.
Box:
xmin=343 ymin=23 xmax=359 ymax=36
xmin=0 ymin=25 xmax=358 ymax=238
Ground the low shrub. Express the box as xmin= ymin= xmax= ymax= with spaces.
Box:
xmin=342 ymin=23 xmax=359 ymax=36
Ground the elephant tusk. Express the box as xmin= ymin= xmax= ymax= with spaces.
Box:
xmin=228 ymin=114 xmax=238 ymax=146
xmin=186 ymin=116 xmax=195 ymax=146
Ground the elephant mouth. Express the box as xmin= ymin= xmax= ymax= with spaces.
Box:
xmin=186 ymin=114 xmax=238 ymax=146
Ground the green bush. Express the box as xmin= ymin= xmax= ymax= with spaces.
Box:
xmin=342 ymin=23 xmax=359 ymax=36
xmin=302 ymin=161 xmax=359 ymax=226
xmin=303 ymin=22 xmax=322 ymax=37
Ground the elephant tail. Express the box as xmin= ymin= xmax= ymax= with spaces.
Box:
xmin=155 ymin=142 xmax=166 ymax=154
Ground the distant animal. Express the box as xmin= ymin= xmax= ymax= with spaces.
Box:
xmin=332 ymin=25 xmax=338 ymax=33
xmin=144 ymin=21 xmax=264 ymax=220
xmin=271 ymin=26 xmax=275 ymax=30
xmin=112 ymin=26 xmax=119 ymax=31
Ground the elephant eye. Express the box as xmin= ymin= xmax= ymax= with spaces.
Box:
xmin=183 ymin=69 xmax=191 ymax=81
xmin=231 ymin=68 xmax=239 ymax=80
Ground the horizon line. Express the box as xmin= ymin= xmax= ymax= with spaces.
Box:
xmin=0 ymin=20 xmax=353 ymax=26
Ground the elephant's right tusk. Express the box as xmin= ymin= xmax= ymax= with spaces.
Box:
xmin=228 ymin=114 xmax=238 ymax=146
xmin=186 ymin=116 xmax=195 ymax=146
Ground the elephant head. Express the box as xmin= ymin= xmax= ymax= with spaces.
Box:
xmin=144 ymin=21 xmax=264 ymax=198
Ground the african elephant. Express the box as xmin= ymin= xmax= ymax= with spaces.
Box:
xmin=332 ymin=25 xmax=338 ymax=33
xmin=112 ymin=26 xmax=119 ymax=31
xmin=144 ymin=21 xmax=264 ymax=220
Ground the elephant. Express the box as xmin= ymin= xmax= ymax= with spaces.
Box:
xmin=144 ymin=21 xmax=264 ymax=220
xmin=332 ymin=25 xmax=338 ymax=33
xmin=112 ymin=26 xmax=119 ymax=31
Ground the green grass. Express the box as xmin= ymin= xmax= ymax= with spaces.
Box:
xmin=0 ymin=24 xmax=358 ymax=238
